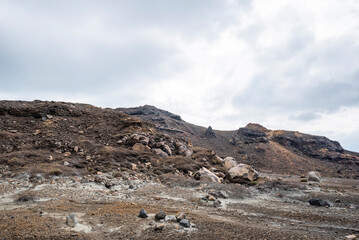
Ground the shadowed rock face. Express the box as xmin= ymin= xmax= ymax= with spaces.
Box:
xmin=237 ymin=127 xmax=268 ymax=144
xmin=270 ymin=131 xmax=347 ymax=161
xmin=204 ymin=126 xmax=216 ymax=138
xmin=118 ymin=105 xmax=182 ymax=121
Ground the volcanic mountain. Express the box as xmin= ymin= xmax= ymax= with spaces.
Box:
xmin=118 ymin=105 xmax=359 ymax=178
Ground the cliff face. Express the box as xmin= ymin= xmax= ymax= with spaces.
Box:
xmin=119 ymin=105 xmax=359 ymax=178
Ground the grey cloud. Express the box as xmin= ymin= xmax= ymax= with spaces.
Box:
xmin=233 ymin=34 xmax=359 ymax=114
xmin=289 ymin=112 xmax=321 ymax=122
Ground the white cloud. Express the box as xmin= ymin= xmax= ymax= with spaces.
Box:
xmin=0 ymin=0 xmax=358 ymax=151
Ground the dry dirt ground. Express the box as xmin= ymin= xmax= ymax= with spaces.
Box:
xmin=0 ymin=174 xmax=358 ymax=240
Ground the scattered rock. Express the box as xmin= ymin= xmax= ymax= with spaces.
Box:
xmin=309 ymin=198 xmax=333 ymax=207
xmin=162 ymin=144 xmax=172 ymax=156
xmin=217 ymin=191 xmax=229 ymax=199
xmin=35 ymin=174 xmax=44 ymax=182
xmin=154 ymin=224 xmax=164 ymax=231
xmin=17 ymin=194 xmax=35 ymax=203
xmin=224 ymin=157 xmax=237 ymax=170
xmin=131 ymin=163 xmax=138 ymax=171
xmin=208 ymin=195 xmax=216 ymax=201
xmin=345 ymin=235 xmax=357 ymax=240
xmin=63 ymin=161 xmax=69 ymax=166
xmin=80 ymin=178 xmax=89 ymax=184
xmin=152 ymin=148 xmax=169 ymax=157
xmin=63 ymin=152 xmax=71 ymax=157
xmin=94 ymin=176 xmax=105 ymax=183
xmin=307 ymin=171 xmax=321 ymax=182
xmin=66 ymin=214 xmax=77 ymax=227
xmin=175 ymin=212 xmax=186 ymax=222
xmin=196 ymin=167 xmax=221 ymax=183
xmin=179 ymin=219 xmax=191 ymax=228
xmin=227 ymin=164 xmax=259 ymax=183
xmin=138 ymin=209 xmax=148 ymax=218
xmin=132 ymin=143 xmax=148 ymax=152
xmin=155 ymin=211 xmax=166 ymax=220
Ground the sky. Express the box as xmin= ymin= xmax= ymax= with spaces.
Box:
xmin=0 ymin=0 xmax=359 ymax=151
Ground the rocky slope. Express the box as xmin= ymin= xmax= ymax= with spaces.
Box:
xmin=0 ymin=101 xmax=231 ymax=182
xmin=119 ymin=105 xmax=359 ymax=178
xmin=1 ymin=101 xmax=359 ymax=240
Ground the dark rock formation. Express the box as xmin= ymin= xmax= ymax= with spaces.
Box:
xmin=204 ymin=126 xmax=216 ymax=138
xmin=237 ymin=127 xmax=268 ymax=144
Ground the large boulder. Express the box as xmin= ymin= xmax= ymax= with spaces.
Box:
xmin=224 ymin=157 xmax=237 ymax=170
xmin=307 ymin=171 xmax=321 ymax=182
xmin=197 ymin=167 xmax=221 ymax=183
xmin=227 ymin=164 xmax=258 ymax=183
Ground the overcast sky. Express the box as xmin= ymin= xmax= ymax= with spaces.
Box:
xmin=0 ymin=0 xmax=359 ymax=151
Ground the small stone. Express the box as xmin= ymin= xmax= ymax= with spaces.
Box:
xmin=345 ymin=235 xmax=357 ymax=240
xmin=176 ymin=212 xmax=186 ymax=222
xmin=138 ymin=209 xmax=148 ymax=218
xmin=131 ymin=163 xmax=138 ymax=171
xmin=217 ymin=191 xmax=229 ymax=199
xmin=307 ymin=171 xmax=321 ymax=182
xmin=179 ymin=219 xmax=191 ymax=228
xmin=309 ymin=198 xmax=333 ymax=207
xmin=208 ymin=195 xmax=216 ymax=201
xmin=155 ymin=211 xmax=166 ymax=220
xmin=64 ymin=152 xmax=71 ymax=157
xmin=154 ymin=224 xmax=164 ymax=231
xmin=80 ymin=178 xmax=89 ymax=184
xmin=66 ymin=214 xmax=77 ymax=227
xmin=63 ymin=161 xmax=69 ymax=166
xmin=154 ymin=197 xmax=161 ymax=200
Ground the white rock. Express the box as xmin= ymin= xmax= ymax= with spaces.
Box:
xmin=199 ymin=167 xmax=221 ymax=183
xmin=345 ymin=235 xmax=357 ymax=240
xmin=224 ymin=157 xmax=237 ymax=170
xmin=307 ymin=171 xmax=321 ymax=182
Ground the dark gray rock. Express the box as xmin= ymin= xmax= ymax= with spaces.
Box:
xmin=138 ymin=209 xmax=148 ymax=218
xmin=204 ymin=126 xmax=216 ymax=138
xmin=309 ymin=198 xmax=333 ymax=207
xmin=66 ymin=213 xmax=77 ymax=227
xmin=179 ymin=219 xmax=191 ymax=228
xmin=217 ymin=191 xmax=229 ymax=199
xmin=155 ymin=211 xmax=166 ymax=220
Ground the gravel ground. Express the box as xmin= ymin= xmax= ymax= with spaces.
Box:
xmin=0 ymin=174 xmax=358 ymax=240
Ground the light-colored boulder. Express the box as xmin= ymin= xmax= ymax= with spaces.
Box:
xmin=152 ymin=148 xmax=169 ymax=157
xmin=162 ymin=144 xmax=172 ymax=156
xmin=307 ymin=171 xmax=321 ymax=182
xmin=224 ymin=157 xmax=237 ymax=170
xmin=345 ymin=235 xmax=357 ymax=240
xmin=198 ymin=167 xmax=221 ymax=183
xmin=132 ymin=143 xmax=147 ymax=151
xmin=227 ymin=164 xmax=258 ymax=183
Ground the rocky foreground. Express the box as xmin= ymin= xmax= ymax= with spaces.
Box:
xmin=0 ymin=100 xmax=359 ymax=239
